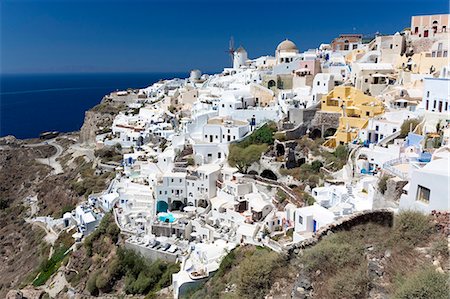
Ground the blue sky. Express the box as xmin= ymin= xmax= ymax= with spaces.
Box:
xmin=1 ymin=0 xmax=448 ymax=74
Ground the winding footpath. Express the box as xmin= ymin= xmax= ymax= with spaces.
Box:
xmin=25 ymin=139 xmax=64 ymax=175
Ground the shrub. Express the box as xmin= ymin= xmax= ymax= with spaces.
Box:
xmin=238 ymin=122 xmax=277 ymax=148
xmin=328 ymin=264 xmax=369 ymax=299
xmin=33 ymin=245 xmax=69 ymax=286
xmin=311 ymin=160 xmax=323 ymax=172
xmin=186 ymin=157 xmax=195 ymax=166
xmin=117 ymin=248 xmax=179 ymax=295
xmin=237 ymin=249 xmax=280 ymax=299
xmin=303 ymin=192 xmax=315 ymax=206
xmin=431 ymin=237 xmax=449 ymax=258
xmin=276 ymin=189 xmax=287 ymax=203
xmin=84 ymin=212 xmax=119 ymax=256
xmin=302 ymin=235 xmax=364 ymax=274
xmin=378 ymin=174 xmax=390 ymax=195
xmin=334 ymin=145 xmax=349 ymax=161
xmin=86 ymin=271 xmax=99 ymax=295
xmin=393 ymin=211 xmax=432 ymax=246
xmin=95 ymin=273 xmax=110 ymax=292
xmin=216 ymin=249 xmax=236 ymax=277
xmin=393 ymin=267 xmax=449 ymax=299
xmin=274 ymin=132 xmax=286 ymax=142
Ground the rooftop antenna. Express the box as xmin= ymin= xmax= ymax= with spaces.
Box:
xmin=226 ymin=36 xmax=235 ymax=66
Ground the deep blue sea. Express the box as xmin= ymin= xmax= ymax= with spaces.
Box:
xmin=0 ymin=72 xmax=186 ymax=139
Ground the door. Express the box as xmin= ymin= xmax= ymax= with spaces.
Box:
xmin=313 ymin=220 xmax=317 ymax=232
xmin=424 ymin=30 xmax=429 ymax=37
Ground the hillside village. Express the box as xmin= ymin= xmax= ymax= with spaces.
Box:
xmin=3 ymin=13 xmax=450 ymax=299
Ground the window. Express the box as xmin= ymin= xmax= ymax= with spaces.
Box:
xmin=414 ymin=27 xmax=419 ymax=34
xmin=171 ymin=178 xmax=174 ymax=183
xmin=353 ymin=44 xmax=357 ymax=50
xmin=427 ymin=91 xmax=430 ymax=97
xmin=218 ymin=152 xmax=221 ymax=158
xmin=365 ymin=78 xmax=369 ymax=83
xmin=344 ymin=44 xmax=349 ymax=50
xmin=434 ymin=100 xmax=437 ymax=109
xmin=317 ymin=81 xmax=320 ymax=86
xmin=366 ymin=111 xmax=370 ymax=116
xmin=375 ymin=125 xmax=379 ymax=131
xmin=207 ymin=153 xmax=212 ymax=157
xmin=179 ymin=179 xmax=182 ymax=183
xmin=416 ymin=185 xmax=430 ymax=203
xmin=298 ymin=215 xmax=303 ymax=224
xmin=390 ymin=44 xmax=393 ymax=49
xmin=444 ymin=51 xmax=448 ymax=57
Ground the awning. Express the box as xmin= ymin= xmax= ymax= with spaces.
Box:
xmin=371 ymin=73 xmax=389 ymax=77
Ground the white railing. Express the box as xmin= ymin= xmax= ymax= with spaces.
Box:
xmin=383 ymin=157 xmax=409 ymax=180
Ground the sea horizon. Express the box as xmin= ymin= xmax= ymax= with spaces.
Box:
xmin=0 ymin=72 xmax=189 ymax=139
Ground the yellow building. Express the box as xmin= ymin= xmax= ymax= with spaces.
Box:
xmin=320 ymin=86 xmax=385 ymax=147
xmin=345 ymin=48 xmax=366 ymax=64
xmin=397 ymin=52 xmax=448 ymax=74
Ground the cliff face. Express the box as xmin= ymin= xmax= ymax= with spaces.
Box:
xmin=79 ymin=110 xmax=114 ymax=144
xmin=79 ymin=98 xmax=125 ymax=144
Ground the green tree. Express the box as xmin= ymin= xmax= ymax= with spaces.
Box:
xmin=228 ymin=143 xmax=268 ymax=173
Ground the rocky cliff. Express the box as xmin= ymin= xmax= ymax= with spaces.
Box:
xmin=79 ymin=97 xmax=125 ymax=144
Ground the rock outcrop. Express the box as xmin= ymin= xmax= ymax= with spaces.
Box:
xmin=384 ymin=177 xmax=408 ymax=202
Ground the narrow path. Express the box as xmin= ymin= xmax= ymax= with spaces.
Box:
xmin=25 ymin=139 xmax=64 ymax=175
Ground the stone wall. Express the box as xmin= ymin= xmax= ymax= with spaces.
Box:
xmin=124 ymin=241 xmax=178 ymax=263
xmin=285 ymin=123 xmax=309 ymax=140
xmin=288 ymin=107 xmax=318 ymax=126
xmin=384 ymin=177 xmax=408 ymax=202
xmin=310 ymin=111 xmax=340 ymax=129
xmin=286 ymin=209 xmax=394 ymax=254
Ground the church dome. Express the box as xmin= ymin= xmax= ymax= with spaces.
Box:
xmin=276 ymin=39 xmax=298 ymax=52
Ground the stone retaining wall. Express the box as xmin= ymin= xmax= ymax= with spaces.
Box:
xmin=124 ymin=241 xmax=178 ymax=263
xmin=286 ymin=209 xmax=394 ymax=254
xmin=310 ymin=111 xmax=340 ymax=129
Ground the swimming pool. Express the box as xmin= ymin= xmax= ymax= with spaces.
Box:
xmin=158 ymin=213 xmax=176 ymax=223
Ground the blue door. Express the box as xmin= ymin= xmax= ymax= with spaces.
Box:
xmin=156 ymin=201 xmax=168 ymax=213
xmin=313 ymin=220 xmax=317 ymax=232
